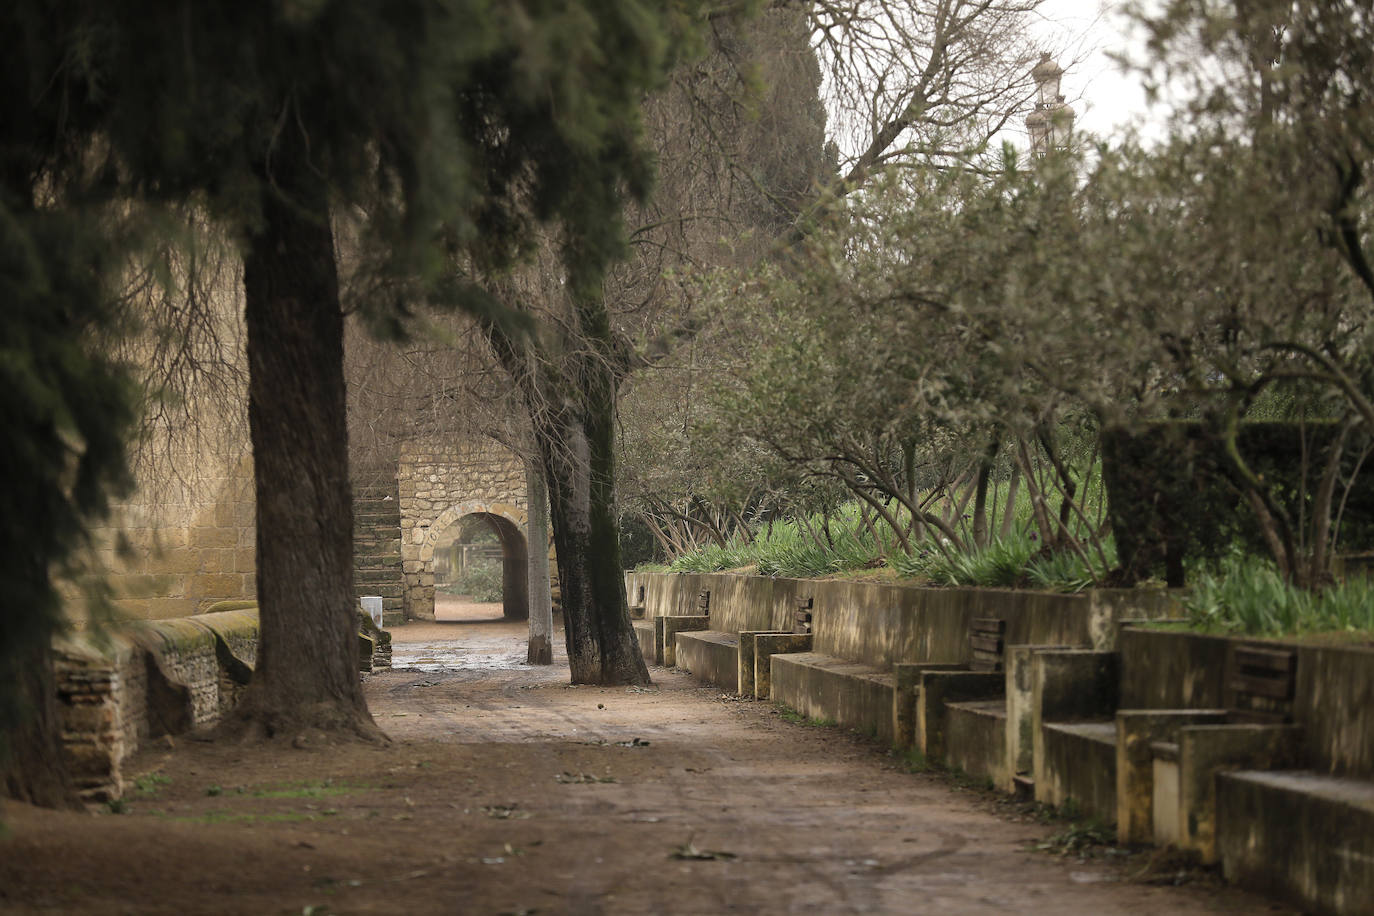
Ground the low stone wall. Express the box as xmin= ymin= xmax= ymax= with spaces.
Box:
xmin=624 ymin=572 xmax=1180 ymax=666
xmin=54 ymin=609 xmax=261 ymax=801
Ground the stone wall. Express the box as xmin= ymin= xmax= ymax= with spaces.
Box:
xmin=397 ymin=439 xmax=527 ymax=620
xmin=73 ymin=269 xmax=257 ymax=624
xmin=623 ymin=571 xmax=1181 ymax=666
xmin=80 ymin=449 xmax=257 ymax=622
xmin=54 ymin=609 xmax=260 ymax=801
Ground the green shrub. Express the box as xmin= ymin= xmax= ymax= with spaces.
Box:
xmin=1026 ymin=539 xmax=1117 ymax=593
xmin=448 ymin=560 xmax=503 ymax=602
xmin=892 ymin=536 xmax=1035 ymax=587
xmin=661 ymin=503 xmax=906 ymax=578
xmin=1185 ymin=552 xmax=1374 ymax=635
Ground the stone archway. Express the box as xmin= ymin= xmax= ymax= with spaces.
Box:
xmin=388 ymin=438 xmax=539 ymax=623
xmin=414 ymin=502 xmax=529 ymax=621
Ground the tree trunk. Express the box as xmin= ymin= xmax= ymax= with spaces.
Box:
xmin=2 ymin=643 xmax=78 ymax=809
xmin=232 ymin=143 xmax=383 ymax=742
xmin=525 ymin=458 xmax=555 ymax=665
xmin=972 ymin=438 xmax=999 ymax=548
xmin=533 ymin=374 xmax=649 ymax=686
xmin=485 ymin=295 xmax=648 ymax=686
xmin=999 ymin=462 xmax=1022 ymax=540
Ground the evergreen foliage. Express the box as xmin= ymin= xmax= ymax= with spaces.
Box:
xmin=3 ymin=0 xmax=710 ymax=788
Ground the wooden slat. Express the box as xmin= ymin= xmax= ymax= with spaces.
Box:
xmin=1235 ymin=646 xmax=1295 ymax=675
xmin=1231 ymin=674 xmax=1294 ymax=701
xmin=969 ymin=635 xmax=1004 ymax=655
xmin=970 ymin=657 xmax=1002 ymax=673
xmin=797 ymin=596 xmax=814 ymax=610
xmin=970 ymin=617 xmax=1006 ymax=635
xmin=698 ymin=590 xmax=711 ymax=610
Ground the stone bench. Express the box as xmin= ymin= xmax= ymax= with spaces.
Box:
xmin=632 ymin=620 xmax=656 ymax=664
xmin=944 ymin=698 xmax=1011 ymax=787
xmin=1118 ymin=646 xmax=1305 ymax=857
xmin=674 ymin=630 xmax=739 ymax=687
xmin=1145 ymin=721 xmax=1301 ymax=861
xmin=769 ymin=652 xmax=897 ymax=744
xmin=1038 ymin=720 xmax=1120 ymax=822
xmin=1216 ymin=769 xmax=1374 ymax=915
xmin=1030 ymin=649 xmax=1121 ymax=821
xmin=892 ymin=618 xmax=1011 ymax=779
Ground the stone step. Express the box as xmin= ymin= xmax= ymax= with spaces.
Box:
xmin=355 ymin=542 xmax=400 ymax=555
xmin=354 ymin=541 xmax=403 ymax=558
xmin=353 ymin=516 xmax=401 ymax=530
xmin=354 ymin=534 xmax=401 ymax=547
xmin=355 ymin=583 xmax=404 ymax=599
xmin=355 ymin=557 xmax=402 ymax=571
xmin=353 ymin=487 xmax=399 ymax=500
xmin=354 ymin=504 xmax=401 ymax=516
xmin=355 ymin=523 xmax=401 ymax=535
xmin=356 ymin=568 xmax=403 ymax=581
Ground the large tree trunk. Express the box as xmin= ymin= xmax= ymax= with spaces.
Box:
xmin=484 ymin=285 xmax=647 ymax=686
xmin=531 ymin=370 xmax=648 ymax=686
xmin=525 ymin=459 xmax=555 ymax=665
xmin=1 ymin=643 xmax=77 ymax=809
xmin=232 ymin=144 xmax=383 ymax=742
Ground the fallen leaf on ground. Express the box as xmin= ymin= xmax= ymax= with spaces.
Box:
xmin=670 ymin=838 xmax=737 ymax=861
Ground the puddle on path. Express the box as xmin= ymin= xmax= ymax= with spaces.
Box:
xmin=391 ymin=643 xmax=533 ymax=673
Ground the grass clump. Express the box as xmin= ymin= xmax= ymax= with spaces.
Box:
xmin=664 ymin=503 xmax=905 ymax=578
xmin=1184 ymin=552 xmax=1374 ymax=636
xmin=890 ymin=534 xmax=1116 ymax=592
xmin=894 ymin=536 xmax=1036 ymax=587
xmin=1035 ymin=819 xmax=1117 ymax=857
xmin=250 ymin=780 xmax=362 ymax=799
xmin=133 ymin=772 xmax=172 ymax=797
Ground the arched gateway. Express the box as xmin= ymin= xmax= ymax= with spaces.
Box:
xmin=395 ymin=439 xmax=531 ymax=622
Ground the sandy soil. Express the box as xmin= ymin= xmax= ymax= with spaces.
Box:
xmin=0 ymin=596 xmax=1294 ymax=915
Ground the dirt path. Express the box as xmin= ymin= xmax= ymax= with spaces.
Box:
xmin=0 ymin=599 xmax=1292 ymax=915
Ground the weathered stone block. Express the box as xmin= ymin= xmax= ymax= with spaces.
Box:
xmin=114 ymin=574 xmax=181 ymax=600
xmin=633 ymin=621 xmax=655 ymax=665
xmin=751 ymin=633 xmax=813 ymax=700
xmin=1031 ymin=650 xmax=1119 ymax=816
xmin=1217 ymin=770 xmax=1374 ymax=916
xmin=1176 ymin=723 xmax=1302 ymax=862
xmin=197 ymin=548 xmax=234 ymax=574
xmin=659 ymin=615 xmax=709 ymax=668
xmin=1038 ymin=720 xmax=1118 ymax=822
xmin=917 ymin=670 xmax=1003 ymax=762
xmin=1114 ymin=709 xmax=1229 ymax=845
xmin=737 ymin=631 xmax=786 ymax=697
xmin=769 ymin=652 xmax=895 ymax=742
xmin=190 ymin=573 xmax=242 ymax=599
xmin=1003 ymin=645 xmax=1071 ymax=792
xmin=190 ymin=526 xmax=238 ymax=548
xmin=891 ymin=662 xmax=964 ymax=750
xmin=675 ymin=630 xmax=738 ymax=689
xmin=945 ymin=699 xmax=1009 ymax=787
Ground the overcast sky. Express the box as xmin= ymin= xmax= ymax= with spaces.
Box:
xmin=1030 ymin=0 xmax=1165 ymax=143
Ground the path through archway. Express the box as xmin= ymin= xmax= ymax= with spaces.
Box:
xmin=415 ymin=505 xmax=528 ymax=622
